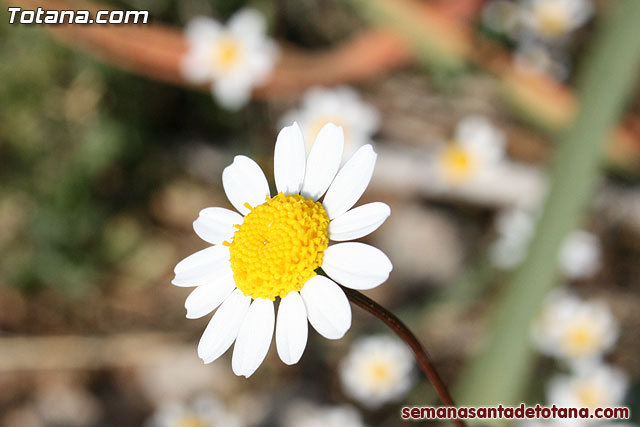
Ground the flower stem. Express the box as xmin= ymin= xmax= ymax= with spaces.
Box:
xmin=341 ymin=286 xmax=465 ymax=427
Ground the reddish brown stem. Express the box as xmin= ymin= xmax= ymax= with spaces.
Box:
xmin=341 ymin=286 xmax=466 ymax=427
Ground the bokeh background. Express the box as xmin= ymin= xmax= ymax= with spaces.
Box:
xmin=1 ymin=0 xmax=640 ymax=426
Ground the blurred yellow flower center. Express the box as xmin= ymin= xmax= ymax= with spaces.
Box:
xmin=368 ymin=361 xmax=392 ymax=387
xmin=310 ymin=118 xmax=350 ymax=150
xmin=576 ymin=384 xmax=603 ymax=409
xmin=177 ymin=418 xmax=210 ymax=427
xmin=534 ymin=4 xmax=571 ymax=37
xmin=213 ymin=38 xmax=241 ymax=70
xmin=563 ymin=323 xmax=598 ymax=357
xmin=226 ymin=193 xmax=329 ymax=300
xmin=439 ymin=144 xmax=476 ymax=182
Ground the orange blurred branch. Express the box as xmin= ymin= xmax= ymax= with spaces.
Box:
xmin=16 ymin=0 xmax=410 ymax=99
xmin=9 ymin=0 xmax=640 ymax=170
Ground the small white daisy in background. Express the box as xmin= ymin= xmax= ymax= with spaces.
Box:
xmin=490 ymin=208 xmax=601 ymax=279
xmin=434 ymin=115 xmax=506 ymax=186
xmin=559 ymin=230 xmax=601 ymax=280
xmin=513 ymin=39 xmax=570 ymax=81
xmin=546 ymin=363 xmax=628 ymax=410
xmin=283 ymin=401 xmax=368 ymax=427
xmin=339 ymin=335 xmax=415 ymax=408
xmin=519 ymin=0 xmax=593 ymax=42
xmin=490 ymin=208 xmax=536 ymax=270
xmin=279 ymin=86 xmax=380 ymax=160
xmin=145 ymin=395 xmax=243 ymax=427
xmin=531 ymin=289 xmax=618 ymax=363
xmin=173 ymin=122 xmax=392 ymax=377
xmin=181 ymin=8 xmax=279 ymax=110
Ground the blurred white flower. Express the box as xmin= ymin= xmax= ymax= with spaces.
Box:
xmin=519 ymin=0 xmax=593 ymax=41
xmin=34 ymin=379 xmax=101 ymax=427
xmin=559 ymin=230 xmax=601 ymax=280
xmin=435 ymin=115 xmax=506 ymax=185
xmin=145 ymin=395 xmax=243 ymax=427
xmin=490 ymin=208 xmax=535 ymax=270
xmin=181 ymin=9 xmax=279 ymax=110
xmin=532 ymin=289 xmax=618 ymax=363
xmin=172 ymin=123 xmax=392 ymax=377
xmin=547 ymin=363 xmax=628 ymax=410
xmin=491 ymin=209 xmax=601 ymax=279
xmin=339 ymin=335 xmax=415 ymax=408
xmin=514 ymin=39 xmax=570 ymax=81
xmin=280 ymin=86 xmax=380 ymax=160
xmin=284 ymin=401 xmax=368 ymax=427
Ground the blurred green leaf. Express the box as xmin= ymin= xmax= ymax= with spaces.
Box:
xmin=457 ymin=0 xmax=640 ymax=418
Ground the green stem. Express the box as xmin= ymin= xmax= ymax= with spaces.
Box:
xmin=457 ymin=0 xmax=640 ymax=417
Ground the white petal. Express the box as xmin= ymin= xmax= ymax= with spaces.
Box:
xmin=300 ymin=275 xmax=351 ymax=340
xmin=300 ymin=123 xmax=344 ymax=201
xmin=232 ymin=298 xmax=275 ymax=377
xmin=198 ymin=289 xmax=251 ymax=363
xmin=329 ymin=202 xmax=390 ymax=241
xmin=228 ymin=8 xmax=267 ymax=41
xmin=172 ymin=246 xmax=231 ymax=287
xmin=185 ymin=274 xmax=237 ymax=319
xmin=180 ymin=48 xmax=213 ymax=83
xmin=222 ymin=155 xmax=270 ymax=215
xmin=322 ymin=243 xmax=392 ymax=290
xmin=275 ymin=291 xmax=308 ymax=365
xmin=274 ymin=122 xmax=306 ymax=195
xmin=184 ymin=16 xmax=222 ymax=43
xmin=322 ymin=144 xmax=377 ymax=220
xmin=193 ymin=207 xmax=243 ymax=245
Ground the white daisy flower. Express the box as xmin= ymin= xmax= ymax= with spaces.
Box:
xmin=181 ymin=8 xmax=279 ymax=110
xmin=435 ymin=115 xmax=506 ymax=186
xmin=280 ymin=86 xmax=380 ymax=160
xmin=559 ymin=230 xmax=601 ymax=280
xmin=519 ymin=0 xmax=593 ymax=41
xmin=490 ymin=209 xmax=601 ymax=279
xmin=339 ymin=335 xmax=415 ymax=408
xmin=173 ymin=122 xmax=392 ymax=378
xmin=145 ymin=395 xmax=243 ymax=427
xmin=532 ymin=289 xmax=618 ymax=363
xmin=547 ymin=363 xmax=628 ymax=410
xmin=284 ymin=402 xmax=368 ymax=427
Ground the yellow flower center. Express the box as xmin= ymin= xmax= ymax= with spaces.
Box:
xmin=563 ymin=323 xmax=599 ymax=357
xmin=576 ymin=384 xmax=604 ymax=409
xmin=439 ymin=144 xmax=476 ymax=183
xmin=176 ymin=418 xmax=211 ymax=427
xmin=212 ymin=37 xmax=241 ymax=70
xmin=361 ymin=358 xmax=396 ymax=392
xmin=369 ymin=362 xmax=391 ymax=384
xmin=226 ymin=193 xmax=330 ymax=300
xmin=534 ymin=3 xmax=571 ymax=37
